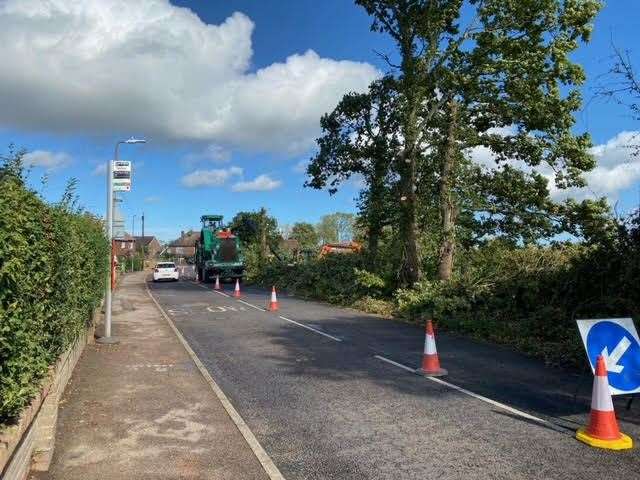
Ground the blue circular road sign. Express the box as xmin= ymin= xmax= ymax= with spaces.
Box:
xmin=586 ymin=321 xmax=640 ymax=393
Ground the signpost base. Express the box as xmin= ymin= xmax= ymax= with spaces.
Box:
xmin=96 ymin=336 xmax=120 ymax=345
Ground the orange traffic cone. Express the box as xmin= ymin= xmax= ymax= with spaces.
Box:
xmin=214 ymin=275 xmax=221 ymax=290
xmin=233 ymin=278 xmax=241 ymax=298
xmin=416 ymin=319 xmax=447 ymax=377
xmin=576 ymin=355 xmax=632 ymax=449
xmin=268 ymin=286 xmax=279 ymax=311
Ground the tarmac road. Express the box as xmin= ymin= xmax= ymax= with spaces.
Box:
xmin=147 ymin=275 xmax=640 ymax=479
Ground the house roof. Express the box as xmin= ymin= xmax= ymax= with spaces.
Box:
xmin=133 ymin=236 xmax=157 ymax=248
xmin=169 ymin=230 xmax=200 ymax=247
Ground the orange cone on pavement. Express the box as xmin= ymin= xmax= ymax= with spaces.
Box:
xmin=416 ymin=319 xmax=447 ymax=377
xmin=213 ymin=275 xmax=221 ymax=290
xmin=268 ymin=286 xmax=279 ymax=311
xmin=233 ymin=278 xmax=241 ymax=298
xmin=576 ymin=355 xmax=632 ymax=450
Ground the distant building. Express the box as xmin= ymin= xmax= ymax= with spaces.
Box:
xmin=113 ymin=234 xmax=135 ymax=257
xmin=167 ymin=230 xmax=199 ymax=257
xmin=133 ymin=236 xmax=161 ymax=258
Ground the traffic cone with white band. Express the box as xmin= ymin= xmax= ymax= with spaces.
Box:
xmin=214 ymin=275 xmax=221 ymax=291
xmin=576 ymin=355 xmax=632 ymax=450
xmin=416 ymin=319 xmax=447 ymax=377
xmin=233 ymin=278 xmax=241 ymax=298
xmin=268 ymin=286 xmax=279 ymax=311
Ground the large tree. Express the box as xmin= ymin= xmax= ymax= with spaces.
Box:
xmin=229 ymin=208 xmax=280 ymax=258
xmin=307 ymin=77 xmax=400 ymax=266
xmin=290 ymin=222 xmax=319 ymax=250
xmin=356 ymin=0 xmax=601 ymax=281
xmin=316 ymin=213 xmax=356 ymax=244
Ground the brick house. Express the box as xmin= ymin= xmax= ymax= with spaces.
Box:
xmin=113 ymin=236 xmax=136 ymax=257
xmin=134 ymin=236 xmax=162 ymax=259
xmin=167 ymin=230 xmax=199 ymax=257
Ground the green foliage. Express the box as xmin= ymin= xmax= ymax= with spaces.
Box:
xmin=315 ymin=212 xmax=356 ymax=244
xmin=250 ymin=253 xmax=386 ymax=304
xmin=251 ymin=216 xmax=638 ymax=369
xmin=289 ymin=222 xmax=319 ymax=250
xmin=119 ymin=253 xmax=145 ymax=272
xmin=229 ymin=209 xmax=279 ymax=246
xmin=0 ymin=153 xmax=108 ymax=424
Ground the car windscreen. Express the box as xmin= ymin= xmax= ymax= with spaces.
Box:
xmin=156 ymin=263 xmax=175 ymax=269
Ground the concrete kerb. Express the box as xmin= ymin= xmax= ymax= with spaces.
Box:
xmin=144 ymin=280 xmax=287 ymax=480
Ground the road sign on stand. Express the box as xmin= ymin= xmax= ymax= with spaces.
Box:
xmin=113 ymin=161 xmax=132 ymax=191
xmin=577 ymin=318 xmax=640 ymax=395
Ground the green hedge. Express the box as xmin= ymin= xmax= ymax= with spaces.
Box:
xmin=0 ymin=172 xmax=109 ymax=424
xmin=250 ymin=235 xmax=639 ymax=370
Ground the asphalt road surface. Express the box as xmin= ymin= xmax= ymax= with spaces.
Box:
xmin=147 ymin=275 xmax=640 ymax=479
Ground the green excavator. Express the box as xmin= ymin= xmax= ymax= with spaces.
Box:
xmin=195 ymin=215 xmax=245 ymax=283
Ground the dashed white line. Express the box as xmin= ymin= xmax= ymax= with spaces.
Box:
xmin=191 ymin=280 xmax=231 ymax=297
xmin=161 ymin=281 xmax=568 ymax=435
xmin=374 ymin=355 xmax=557 ymax=428
xmin=374 ymin=355 xmax=415 ymax=373
xmin=238 ymin=299 xmax=266 ymax=312
xmin=278 ymin=315 xmax=342 ymax=342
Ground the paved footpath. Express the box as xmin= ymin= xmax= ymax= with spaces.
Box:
xmin=31 ymin=272 xmax=271 ymax=480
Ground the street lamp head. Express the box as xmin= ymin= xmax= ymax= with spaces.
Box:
xmin=124 ymin=137 xmax=146 ymax=144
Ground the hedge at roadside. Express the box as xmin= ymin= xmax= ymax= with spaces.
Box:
xmin=0 ymin=171 xmax=109 ymax=424
xmin=249 ymin=235 xmax=639 ymax=370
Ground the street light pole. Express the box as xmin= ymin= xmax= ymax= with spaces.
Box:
xmin=98 ymin=137 xmax=146 ymax=345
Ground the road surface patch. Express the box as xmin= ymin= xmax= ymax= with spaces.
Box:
xmin=146 ymin=282 xmax=287 ymax=480
xmin=374 ymin=354 xmax=572 ymax=434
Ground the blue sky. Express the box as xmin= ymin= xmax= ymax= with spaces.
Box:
xmin=1 ymin=0 xmax=639 ymax=241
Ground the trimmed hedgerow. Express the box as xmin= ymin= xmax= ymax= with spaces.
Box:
xmin=0 ymin=157 xmax=109 ymax=424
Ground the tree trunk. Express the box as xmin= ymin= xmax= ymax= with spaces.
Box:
xmin=365 ymin=152 xmax=389 ymax=269
xmin=259 ymin=208 xmax=268 ymax=259
xmin=437 ymin=100 xmax=459 ymax=281
xmin=397 ymin=81 xmax=421 ymax=286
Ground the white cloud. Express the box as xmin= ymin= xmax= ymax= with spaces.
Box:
xmin=23 ymin=150 xmax=72 ymax=170
xmin=232 ymin=174 xmax=282 ymax=192
xmin=0 ymin=1 xmax=379 ymax=154
xmin=92 ymin=164 xmax=107 ymax=176
xmin=183 ymin=144 xmax=231 ymax=165
xmin=181 ymin=166 xmax=242 ymax=188
xmin=144 ymin=195 xmax=161 ymax=203
xmin=469 ymin=130 xmax=640 ymax=203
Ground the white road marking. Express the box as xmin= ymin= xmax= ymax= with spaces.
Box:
xmin=192 ymin=281 xmax=340 ymax=342
xmin=146 ymin=283 xmax=286 ymax=480
xmin=278 ymin=315 xmax=342 ymax=342
xmin=160 ymin=279 xmax=570 ymax=437
xmin=374 ymin=355 xmax=558 ymax=428
xmin=191 ymin=280 xmax=232 ymax=297
xmin=238 ymin=299 xmax=266 ymax=312
xmin=374 ymin=355 xmax=415 ymax=373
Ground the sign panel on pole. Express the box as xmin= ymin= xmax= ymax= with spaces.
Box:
xmin=113 ymin=161 xmax=131 ymax=172
xmin=112 ymin=161 xmax=132 ymax=191
xmin=577 ymin=318 xmax=640 ymax=395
